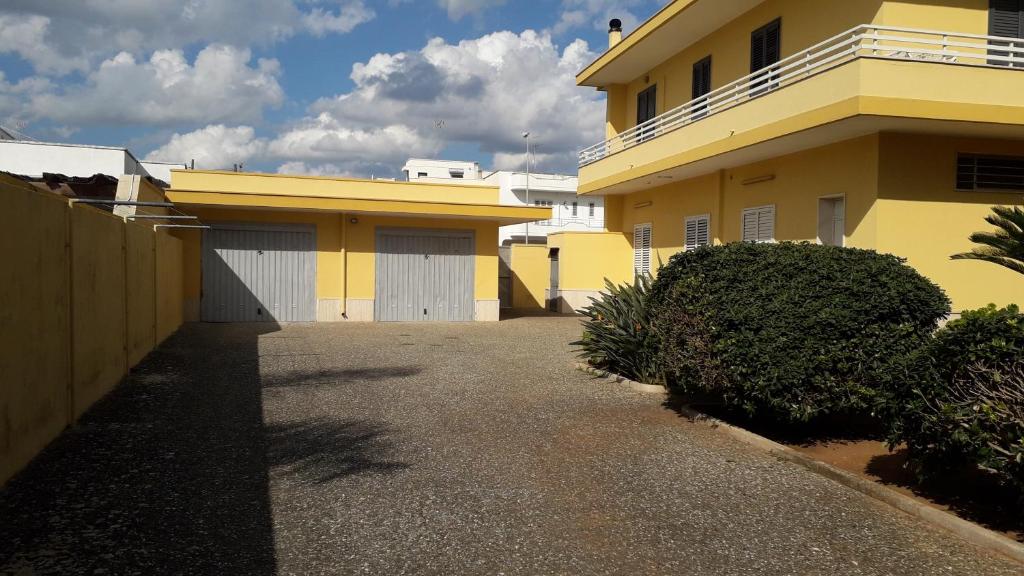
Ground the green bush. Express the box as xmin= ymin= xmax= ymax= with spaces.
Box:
xmin=888 ymin=305 xmax=1024 ymax=491
xmin=575 ymin=275 xmax=662 ymax=384
xmin=651 ymin=242 xmax=950 ymax=423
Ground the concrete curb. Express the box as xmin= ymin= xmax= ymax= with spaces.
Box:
xmin=574 ymin=363 xmax=1024 ymax=566
xmin=575 ymin=363 xmax=668 ymax=395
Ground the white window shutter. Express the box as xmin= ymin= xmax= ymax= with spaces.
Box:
xmin=634 ymin=223 xmax=652 ymax=274
xmin=742 ymin=209 xmax=759 ymax=242
xmin=758 ymin=205 xmax=775 ymax=242
xmin=742 ymin=206 xmax=774 ymax=243
xmin=685 ymin=215 xmax=711 ymax=251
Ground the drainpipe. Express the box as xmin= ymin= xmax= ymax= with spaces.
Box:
xmin=341 ymin=213 xmax=348 ymax=320
xmin=609 ymin=19 xmax=623 ymax=48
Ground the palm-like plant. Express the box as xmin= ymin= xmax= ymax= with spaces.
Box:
xmin=951 ymin=205 xmax=1024 ymax=275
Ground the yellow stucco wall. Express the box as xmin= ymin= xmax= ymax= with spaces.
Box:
xmin=615 ymin=135 xmax=880 ymax=270
xmin=721 ymin=135 xmax=880 ymax=248
xmin=0 ymin=176 xmax=71 ymax=487
xmin=621 ymin=172 xmax=723 ymax=269
xmin=125 ymin=223 xmax=157 ymax=367
xmin=549 ymin=232 xmax=634 ymax=290
xmin=509 ymin=244 xmax=550 ymax=310
xmin=156 ymin=231 xmax=184 ymax=344
xmin=171 ymin=170 xmax=500 ymax=205
xmin=71 ymin=205 xmax=128 ymax=419
xmin=876 ymin=133 xmax=1024 ymax=312
xmin=1 ymin=177 xmax=185 ymax=486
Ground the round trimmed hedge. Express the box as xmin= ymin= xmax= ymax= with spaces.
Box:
xmin=887 ymin=305 xmax=1024 ymax=491
xmin=651 ymin=242 xmax=950 ymax=423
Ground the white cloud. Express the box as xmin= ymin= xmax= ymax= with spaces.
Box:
xmin=550 ymin=0 xmax=651 ymax=37
xmin=276 ymin=161 xmax=355 ymax=177
xmin=303 ymin=2 xmax=376 ymax=37
xmin=25 ymin=45 xmax=284 ymax=126
xmin=306 ymin=30 xmax=605 ymax=174
xmin=145 ymin=125 xmax=267 ymax=169
xmin=0 ymin=1 xmax=374 ymax=75
xmin=436 ymin=0 xmax=507 ymax=21
xmin=0 ymin=14 xmax=89 ymax=75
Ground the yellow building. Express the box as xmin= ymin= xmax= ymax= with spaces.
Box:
xmin=571 ymin=0 xmax=1024 ymax=313
xmin=167 ymin=170 xmax=549 ymax=322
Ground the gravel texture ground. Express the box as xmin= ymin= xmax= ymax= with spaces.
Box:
xmin=1 ymin=317 xmax=1021 ymax=575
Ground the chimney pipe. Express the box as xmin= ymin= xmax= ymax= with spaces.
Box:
xmin=608 ymin=19 xmax=623 ymax=48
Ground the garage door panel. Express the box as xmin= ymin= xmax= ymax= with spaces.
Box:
xmin=375 ymin=229 xmax=474 ymax=322
xmin=202 ymin=225 xmax=316 ymax=323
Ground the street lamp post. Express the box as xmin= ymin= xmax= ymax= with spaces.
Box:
xmin=522 ymin=131 xmax=531 ymax=245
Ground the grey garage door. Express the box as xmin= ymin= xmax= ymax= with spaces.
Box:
xmin=375 ymin=228 xmax=475 ymax=322
xmin=201 ymin=224 xmax=316 ymax=322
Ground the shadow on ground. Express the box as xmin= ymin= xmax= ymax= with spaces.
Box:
xmin=0 ymin=323 xmax=408 ymax=575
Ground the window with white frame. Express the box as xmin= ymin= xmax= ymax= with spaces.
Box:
xmin=817 ymin=197 xmax=845 ymax=247
xmin=633 ymin=223 xmax=652 ymax=275
xmin=741 ymin=205 xmax=775 ymax=243
xmin=684 ymin=214 xmax=711 ymax=251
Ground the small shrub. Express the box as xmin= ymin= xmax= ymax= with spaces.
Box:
xmin=575 ymin=275 xmax=662 ymax=384
xmin=651 ymin=242 xmax=950 ymax=424
xmin=888 ymin=305 xmax=1024 ymax=492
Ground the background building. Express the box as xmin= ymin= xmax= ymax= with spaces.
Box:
xmin=0 ymin=139 xmax=186 ymax=183
xmin=402 ymin=158 xmax=605 ymax=245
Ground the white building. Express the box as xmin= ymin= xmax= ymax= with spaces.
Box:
xmin=0 ymin=139 xmax=185 ymax=183
xmin=401 ymin=158 xmax=605 ymax=245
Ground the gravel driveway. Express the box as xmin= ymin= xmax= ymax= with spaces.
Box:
xmin=1 ymin=317 xmax=1020 ymax=575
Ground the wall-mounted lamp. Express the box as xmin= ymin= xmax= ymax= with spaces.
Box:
xmin=634 ymin=201 xmax=653 ymax=209
xmin=349 ymin=217 xmax=360 ymax=224
xmin=742 ymin=174 xmax=776 ymax=186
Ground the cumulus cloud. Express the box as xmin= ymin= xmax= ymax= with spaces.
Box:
xmin=304 ymin=30 xmax=605 ymax=174
xmin=25 ymin=45 xmax=284 ymax=126
xmin=276 ymin=161 xmax=355 ymax=177
xmin=145 ymin=125 xmax=268 ymax=169
xmin=0 ymin=1 xmax=374 ymax=75
xmin=142 ymin=30 xmax=605 ymax=177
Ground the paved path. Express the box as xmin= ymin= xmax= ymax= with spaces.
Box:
xmin=1 ymin=317 xmax=1020 ymax=575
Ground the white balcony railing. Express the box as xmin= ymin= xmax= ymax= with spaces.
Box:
xmin=578 ymin=24 xmax=1024 ymax=167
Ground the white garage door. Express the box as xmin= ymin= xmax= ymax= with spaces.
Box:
xmin=375 ymin=228 xmax=475 ymax=322
xmin=201 ymin=224 xmax=316 ymax=322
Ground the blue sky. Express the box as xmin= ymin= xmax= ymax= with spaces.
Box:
xmin=0 ymin=1 xmax=664 ymax=177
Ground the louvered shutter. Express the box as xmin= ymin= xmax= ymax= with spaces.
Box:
xmin=751 ymin=28 xmax=766 ymax=73
xmin=751 ymin=19 xmax=782 ymax=93
xmin=758 ymin=206 xmax=775 ymax=242
xmin=742 ymin=206 xmax=775 ymax=243
xmin=685 ymin=215 xmax=711 ymax=251
xmin=692 ymin=56 xmax=712 ymax=117
xmin=990 ymin=0 xmax=1023 ymax=66
xmin=634 ymin=223 xmax=652 ymax=275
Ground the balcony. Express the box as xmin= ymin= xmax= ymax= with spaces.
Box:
xmin=578 ymin=25 xmax=1024 ymax=193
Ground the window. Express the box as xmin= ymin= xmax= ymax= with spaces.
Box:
xmin=572 ymin=202 xmax=578 ymax=217
xmin=449 ymin=169 xmax=464 ymax=179
xmin=957 ymin=153 xmax=1024 ymax=190
xmin=636 ymin=84 xmax=657 ymax=141
xmin=751 ymin=19 xmax=782 ymax=94
xmin=417 ymin=172 xmax=428 ymax=178
xmin=684 ymin=215 xmax=711 ymax=251
xmin=990 ymin=0 xmax=1024 ymax=66
xmin=817 ymin=197 xmax=845 ymax=247
xmin=741 ymin=205 xmax=775 ymax=243
xmin=589 ymin=202 xmax=596 ymax=217
xmin=692 ymin=56 xmax=712 ymax=118
xmin=633 ymin=223 xmax=652 ymax=275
